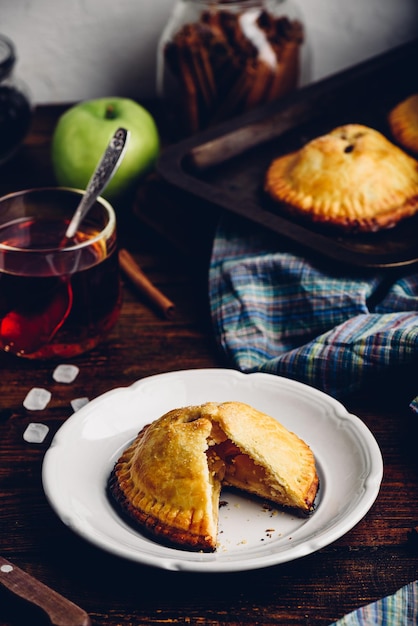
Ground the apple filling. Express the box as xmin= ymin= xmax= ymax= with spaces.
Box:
xmin=205 ymin=423 xmax=291 ymax=508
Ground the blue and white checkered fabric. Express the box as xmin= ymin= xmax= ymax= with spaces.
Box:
xmin=209 ymin=215 xmax=418 ymax=400
xmin=330 ymin=580 xmax=418 ymax=625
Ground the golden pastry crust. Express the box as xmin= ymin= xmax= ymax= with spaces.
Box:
xmin=109 ymin=401 xmax=318 ymax=552
xmin=264 ymin=124 xmax=418 ymax=232
xmin=388 ymin=94 xmax=418 ymax=154
xmin=109 ymin=406 xmax=218 ymax=551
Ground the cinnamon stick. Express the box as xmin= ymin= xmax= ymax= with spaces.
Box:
xmin=163 ymin=7 xmax=304 ymax=132
xmin=118 ymin=248 xmax=175 ymax=320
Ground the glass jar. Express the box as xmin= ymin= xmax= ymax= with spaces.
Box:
xmin=0 ymin=34 xmax=33 ymax=165
xmin=157 ymin=0 xmax=310 ymax=135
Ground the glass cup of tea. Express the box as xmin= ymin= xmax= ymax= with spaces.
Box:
xmin=0 ymin=187 xmax=122 ymax=359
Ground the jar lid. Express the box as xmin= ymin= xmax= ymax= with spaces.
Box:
xmin=0 ymin=34 xmax=16 ymax=80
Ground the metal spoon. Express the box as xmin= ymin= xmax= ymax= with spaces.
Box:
xmin=64 ymin=126 xmax=129 ymax=240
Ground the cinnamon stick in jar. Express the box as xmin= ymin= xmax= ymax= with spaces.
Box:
xmin=161 ymin=1 xmax=305 ymax=133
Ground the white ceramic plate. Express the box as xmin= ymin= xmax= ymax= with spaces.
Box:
xmin=42 ymin=368 xmax=383 ymax=572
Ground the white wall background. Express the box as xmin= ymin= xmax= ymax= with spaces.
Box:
xmin=2 ymin=0 xmax=418 ymax=105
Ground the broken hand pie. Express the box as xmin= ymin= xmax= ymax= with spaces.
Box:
xmin=264 ymin=123 xmax=418 ymax=232
xmin=108 ymin=401 xmax=319 ymax=552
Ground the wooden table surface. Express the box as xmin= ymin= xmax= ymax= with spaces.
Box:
xmin=1 ymin=104 xmax=418 ymax=626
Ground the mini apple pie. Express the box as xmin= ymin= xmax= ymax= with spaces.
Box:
xmin=264 ymin=123 xmax=418 ymax=232
xmin=108 ymin=401 xmax=318 ymax=552
xmin=388 ymin=94 xmax=418 ymax=154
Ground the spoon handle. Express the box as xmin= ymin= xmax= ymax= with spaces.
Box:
xmin=0 ymin=556 xmax=91 ymax=626
xmin=65 ymin=127 xmax=129 ymax=239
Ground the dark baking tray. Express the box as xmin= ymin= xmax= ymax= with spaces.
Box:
xmin=157 ymin=39 xmax=418 ymax=268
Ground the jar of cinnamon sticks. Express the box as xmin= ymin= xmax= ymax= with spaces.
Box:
xmin=157 ymin=0 xmax=309 ymax=135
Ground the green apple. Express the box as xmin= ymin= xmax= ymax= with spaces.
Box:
xmin=51 ymin=97 xmax=160 ymax=202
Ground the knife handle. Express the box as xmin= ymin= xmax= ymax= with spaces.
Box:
xmin=0 ymin=556 xmax=91 ymax=626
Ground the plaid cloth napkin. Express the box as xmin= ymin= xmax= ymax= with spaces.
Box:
xmin=330 ymin=580 xmax=418 ymax=625
xmin=209 ymin=215 xmax=418 ymax=400
xmin=209 ymin=214 xmax=418 ymax=621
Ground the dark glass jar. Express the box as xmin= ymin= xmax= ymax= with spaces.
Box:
xmin=0 ymin=34 xmax=33 ymax=165
xmin=157 ymin=0 xmax=310 ymax=135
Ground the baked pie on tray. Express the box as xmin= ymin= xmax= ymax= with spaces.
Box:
xmin=108 ymin=401 xmax=319 ymax=552
xmin=388 ymin=93 xmax=418 ymax=155
xmin=264 ymin=123 xmax=418 ymax=233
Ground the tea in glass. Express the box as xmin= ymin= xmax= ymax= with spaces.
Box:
xmin=0 ymin=187 xmax=122 ymax=359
